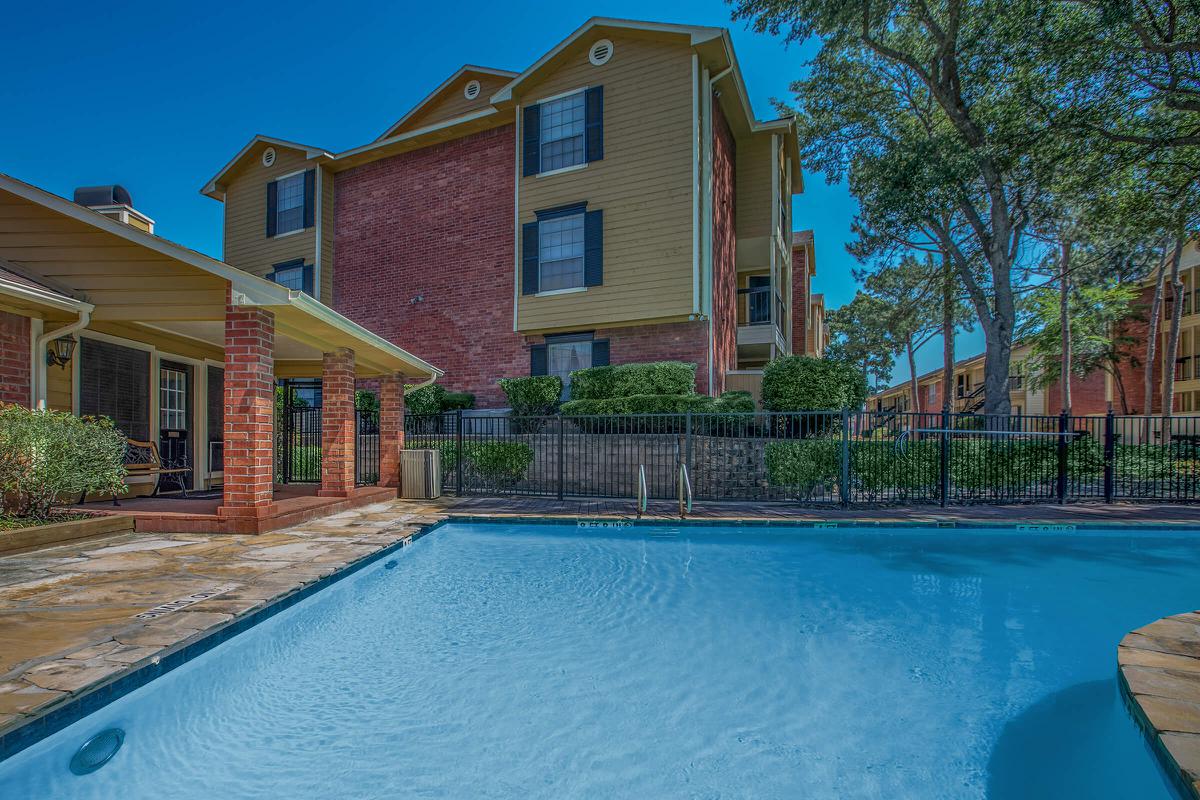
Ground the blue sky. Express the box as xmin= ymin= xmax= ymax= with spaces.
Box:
xmin=1 ymin=0 xmax=974 ymax=385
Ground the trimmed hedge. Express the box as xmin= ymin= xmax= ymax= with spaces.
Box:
xmin=761 ymin=356 xmax=868 ymax=412
xmin=405 ymin=384 xmax=476 ymax=416
xmin=569 ymin=361 xmax=696 ymax=400
xmin=498 ymin=376 xmax=562 ymax=417
xmin=764 ymin=438 xmax=840 ymax=499
xmin=406 ymin=439 xmax=534 ymax=484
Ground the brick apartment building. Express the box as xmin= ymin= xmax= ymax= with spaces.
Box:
xmin=201 ymin=18 xmax=824 ymax=407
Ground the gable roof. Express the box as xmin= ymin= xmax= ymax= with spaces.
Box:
xmin=201 ymin=135 xmax=333 ymax=200
xmin=376 ymin=65 xmax=517 ymax=142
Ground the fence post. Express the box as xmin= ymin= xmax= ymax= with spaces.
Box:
xmin=685 ymin=410 xmax=693 ymax=468
xmin=455 ymin=409 xmax=464 ymax=497
xmin=940 ymin=407 xmax=950 ymax=507
xmin=1103 ymin=407 xmax=1115 ymax=503
xmin=557 ymin=414 xmax=565 ymax=501
xmin=1056 ymin=410 xmax=1068 ymax=504
xmin=839 ymin=408 xmax=851 ymax=507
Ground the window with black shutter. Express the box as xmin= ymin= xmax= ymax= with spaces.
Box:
xmin=524 ymin=203 xmax=603 ymax=294
xmin=78 ymin=338 xmax=151 ymax=440
xmin=523 ymin=87 xmax=604 ymax=176
xmin=268 ymin=259 xmax=314 ymax=296
xmin=266 ymin=170 xmax=314 ymax=237
xmin=542 ymin=332 xmax=607 ymax=400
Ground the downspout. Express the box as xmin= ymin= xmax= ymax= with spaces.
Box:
xmin=34 ymin=306 xmax=92 ymax=409
xmin=404 ymin=373 xmax=438 ymax=394
xmin=702 ymin=66 xmax=714 ymax=395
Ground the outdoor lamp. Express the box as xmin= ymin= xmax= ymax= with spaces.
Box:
xmin=46 ymin=334 xmax=77 ymax=369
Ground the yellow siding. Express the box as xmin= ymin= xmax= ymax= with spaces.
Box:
xmin=736 ymin=134 xmax=772 ymax=242
xmin=394 ymin=73 xmax=512 ymax=134
xmin=88 ymin=322 xmax=223 ymax=362
xmin=516 ymin=35 xmax=696 ymax=332
xmin=222 ymin=144 xmax=317 ymax=289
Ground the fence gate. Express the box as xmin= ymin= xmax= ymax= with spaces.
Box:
xmin=277 ymin=405 xmax=322 ymax=483
xmin=356 ymin=408 xmax=380 ymax=485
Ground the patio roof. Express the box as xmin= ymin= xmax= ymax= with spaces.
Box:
xmin=0 ymin=172 xmax=440 ymax=380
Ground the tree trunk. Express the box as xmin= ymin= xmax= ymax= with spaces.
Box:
xmin=1144 ymin=251 xmax=1168 ymax=438
xmin=907 ymin=339 xmax=921 ymax=415
xmin=1162 ymin=232 xmax=1187 ymax=429
xmin=1059 ymin=239 xmax=1073 ymax=414
xmin=941 ymin=250 xmax=955 ymax=413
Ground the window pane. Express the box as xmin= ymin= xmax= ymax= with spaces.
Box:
xmin=273 ymin=266 xmax=305 ymax=290
xmin=538 ymin=214 xmax=585 ymax=291
xmin=275 ymin=173 xmax=305 ymax=234
xmin=540 ymin=92 xmax=585 ymax=172
xmin=548 ymin=341 xmax=592 ymax=400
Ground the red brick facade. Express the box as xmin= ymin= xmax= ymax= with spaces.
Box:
xmin=1045 ymin=370 xmax=1109 ymax=416
xmin=219 ymin=300 xmax=276 ymax=517
xmin=319 ymin=347 xmax=356 ymax=497
xmin=710 ymin=99 xmax=737 ymax=396
xmin=0 ymin=311 xmax=30 ymax=407
xmin=333 ymin=125 xmax=524 ymax=408
xmin=791 ymin=245 xmax=809 ymax=355
xmin=378 ymin=374 xmax=405 ymax=488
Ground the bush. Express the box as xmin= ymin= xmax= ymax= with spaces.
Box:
xmin=498 ymin=376 xmax=562 ymax=418
xmin=0 ymin=405 xmax=128 ymax=518
xmin=355 ymin=390 xmax=379 ymax=413
xmin=569 ymin=361 xmax=697 ymax=400
xmin=465 ymin=442 xmax=535 ymax=484
xmin=765 ymin=438 xmax=840 ymax=500
xmin=442 ymin=391 xmax=475 ymax=411
xmin=713 ymin=390 xmax=755 ymax=413
xmin=405 ymin=384 xmax=446 ymax=416
xmin=761 ymin=356 xmax=868 ymax=412
xmin=568 ymin=365 xmax=618 ymax=400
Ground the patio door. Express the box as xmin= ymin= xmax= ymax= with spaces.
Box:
xmin=159 ymin=360 xmax=193 ymax=488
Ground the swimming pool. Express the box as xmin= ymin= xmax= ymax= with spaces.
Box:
xmin=0 ymin=521 xmax=1195 ymax=798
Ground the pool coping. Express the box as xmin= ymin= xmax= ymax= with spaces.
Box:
xmin=4 ymin=508 xmax=1200 ymax=797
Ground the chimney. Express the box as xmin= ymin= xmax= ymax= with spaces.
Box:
xmin=73 ymin=185 xmax=155 ymax=233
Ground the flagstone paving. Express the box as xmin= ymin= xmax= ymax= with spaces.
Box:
xmin=0 ymin=500 xmax=445 ymax=737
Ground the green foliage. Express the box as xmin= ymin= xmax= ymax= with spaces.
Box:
xmin=498 ymin=376 xmax=562 ymax=417
xmin=761 ymin=356 xmax=869 ymax=412
xmin=404 ymin=384 xmax=475 ymax=416
xmin=465 ymin=442 xmax=535 ymax=483
xmin=0 ymin=405 xmax=128 ymax=518
xmin=764 ymin=438 xmax=840 ymax=500
xmin=355 ymin=390 xmax=379 ymax=413
xmin=569 ymin=361 xmax=697 ymax=400
xmin=714 ymin=391 xmax=756 ymax=414
xmin=442 ymin=391 xmax=476 ymax=411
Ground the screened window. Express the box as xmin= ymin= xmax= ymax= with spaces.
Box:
xmin=78 ymin=338 xmax=150 ymax=440
xmin=160 ymin=367 xmax=187 ymax=431
xmin=275 ymin=172 xmax=305 ymax=235
xmin=548 ymin=340 xmax=593 ymax=400
xmin=538 ymin=213 xmax=585 ymax=291
xmin=540 ymin=92 xmax=586 ymax=172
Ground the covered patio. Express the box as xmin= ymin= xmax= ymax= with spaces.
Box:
xmin=0 ymin=173 xmax=440 ymax=533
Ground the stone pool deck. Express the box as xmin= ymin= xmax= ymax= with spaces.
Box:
xmin=2 ymin=495 xmax=1200 ymax=793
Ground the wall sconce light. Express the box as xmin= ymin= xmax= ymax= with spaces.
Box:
xmin=46 ymin=334 xmax=77 ymax=369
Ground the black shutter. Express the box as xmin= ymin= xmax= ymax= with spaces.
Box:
xmin=530 ymin=344 xmax=548 ymax=376
xmin=584 ymin=209 xmax=603 ymax=287
xmin=591 ymin=339 xmax=609 ymax=367
xmin=585 ymin=86 xmax=604 ymax=162
xmin=79 ymin=338 xmax=150 ymax=441
xmin=302 ymin=169 xmax=316 ymax=229
xmin=522 ymin=221 xmax=540 ymax=295
xmin=265 ymin=180 xmax=278 ymax=237
xmin=302 ymin=264 xmax=315 ymax=295
xmin=523 ymin=104 xmax=541 ymax=176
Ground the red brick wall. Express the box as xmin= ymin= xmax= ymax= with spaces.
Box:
xmin=319 ymin=348 xmax=356 ymax=497
xmin=0 ymin=311 xmax=30 ymax=407
xmin=1044 ymin=370 xmax=1109 ymax=416
xmin=710 ymin=99 xmax=737 ymax=394
xmin=333 ymin=124 xmax=523 ymax=408
xmin=1112 ymin=285 xmax=1160 ymax=415
xmin=791 ymin=246 xmax=808 ymax=355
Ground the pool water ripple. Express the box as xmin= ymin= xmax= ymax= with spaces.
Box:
xmin=1 ymin=522 xmax=1197 ymax=799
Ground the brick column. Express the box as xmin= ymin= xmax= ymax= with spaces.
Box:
xmin=378 ymin=374 xmax=405 ymax=488
xmin=319 ymin=347 xmax=356 ymax=497
xmin=218 ymin=301 xmax=276 ymax=518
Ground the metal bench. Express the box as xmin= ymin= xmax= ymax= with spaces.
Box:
xmin=85 ymin=439 xmax=192 ymax=505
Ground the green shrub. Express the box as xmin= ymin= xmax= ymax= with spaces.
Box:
xmin=465 ymin=442 xmax=535 ymax=483
xmin=851 ymin=440 xmax=939 ymax=496
xmin=561 ymin=397 xmax=629 ymax=416
xmin=354 ymin=390 xmax=379 ymax=413
xmin=714 ymin=390 xmax=755 ymax=413
xmin=568 ymin=365 xmax=618 ymax=400
xmin=761 ymin=356 xmax=868 ymax=412
xmin=765 ymin=438 xmax=840 ymax=499
xmin=0 ymin=405 xmax=128 ymax=518
xmin=442 ymin=391 xmax=476 ymax=411
xmin=498 ymin=376 xmax=562 ymax=418
xmin=405 ymin=384 xmax=446 ymax=416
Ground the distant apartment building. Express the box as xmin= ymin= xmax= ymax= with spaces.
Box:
xmin=201 ymin=18 xmax=820 ymax=406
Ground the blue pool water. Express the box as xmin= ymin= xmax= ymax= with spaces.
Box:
xmin=1 ymin=522 xmax=1196 ymax=799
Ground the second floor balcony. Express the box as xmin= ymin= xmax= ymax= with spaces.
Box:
xmin=736 ymin=283 xmax=788 ymax=361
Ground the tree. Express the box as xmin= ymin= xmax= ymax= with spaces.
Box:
xmin=825 ymin=292 xmax=896 ymax=393
xmin=734 ymin=0 xmax=1064 ymax=416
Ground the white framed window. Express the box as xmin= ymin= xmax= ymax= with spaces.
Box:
xmin=548 ymin=339 xmax=593 ymax=400
xmin=540 ymin=91 xmax=586 ymax=172
xmin=538 ymin=213 xmax=585 ymax=291
xmin=275 ymin=172 xmax=305 ymax=235
xmin=160 ymin=367 xmax=187 ymax=431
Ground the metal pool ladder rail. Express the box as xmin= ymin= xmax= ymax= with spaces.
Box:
xmin=678 ymin=462 xmax=692 ymax=519
xmin=636 ymin=464 xmax=648 ymax=518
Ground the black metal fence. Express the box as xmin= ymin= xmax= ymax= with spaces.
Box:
xmin=403 ymin=409 xmax=1200 ymax=505
xmin=356 ymin=408 xmax=380 ymax=486
xmin=277 ymin=406 xmax=322 ymax=483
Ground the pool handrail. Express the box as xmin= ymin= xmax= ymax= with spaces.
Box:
xmin=678 ymin=462 xmax=692 ymax=518
xmin=637 ymin=464 xmax=648 ymax=518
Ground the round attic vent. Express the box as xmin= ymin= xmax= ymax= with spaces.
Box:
xmin=464 ymin=80 xmax=481 ymax=100
xmin=262 ymin=147 xmax=276 ymax=167
xmin=589 ymin=39 xmax=614 ymax=66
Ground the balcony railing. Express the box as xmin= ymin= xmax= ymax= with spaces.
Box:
xmin=737 ymin=286 xmax=787 ymax=337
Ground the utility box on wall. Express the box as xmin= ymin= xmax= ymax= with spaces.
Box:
xmin=400 ymin=449 xmax=442 ymax=499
